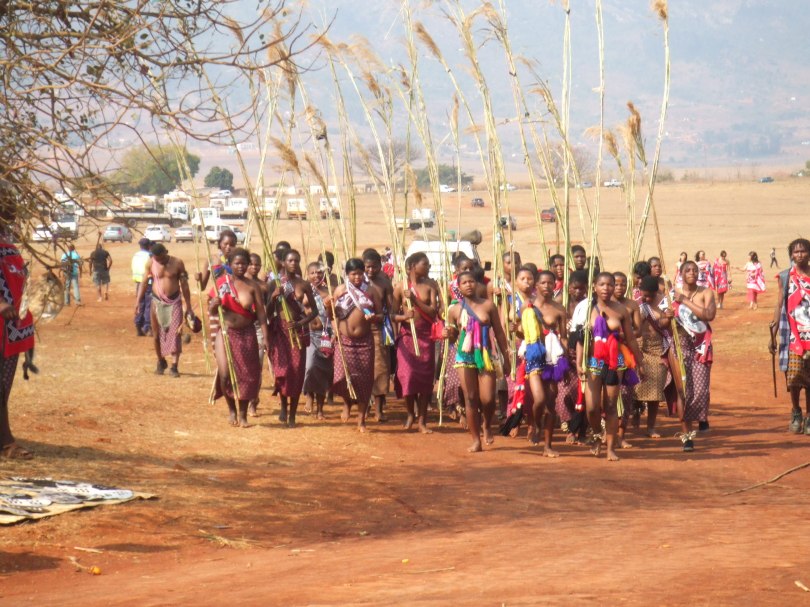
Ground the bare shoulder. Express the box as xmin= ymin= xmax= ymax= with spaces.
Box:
xmin=332 ymin=284 xmax=346 ymax=298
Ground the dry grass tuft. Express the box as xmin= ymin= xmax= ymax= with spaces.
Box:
xmin=272 ymin=137 xmax=301 ymax=175
xmin=603 ymin=130 xmax=620 ymax=161
xmin=414 ymin=22 xmax=442 ymax=60
xmin=626 ymin=101 xmax=647 ymax=165
xmin=405 ymin=165 xmax=423 ymax=207
xmin=652 ymin=0 xmax=668 ymax=21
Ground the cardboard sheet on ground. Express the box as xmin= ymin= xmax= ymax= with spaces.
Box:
xmin=0 ymin=477 xmax=156 ymax=525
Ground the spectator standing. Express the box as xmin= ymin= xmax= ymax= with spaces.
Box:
xmin=132 ymin=238 xmax=152 ymax=336
xmin=89 ymin=243 xmax=112 ymax=302
xmin=61 ymin=243 xmax=82 ymax=306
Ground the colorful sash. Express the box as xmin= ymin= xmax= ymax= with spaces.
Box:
xmin=209 ymin=266 xmax=255 ymax=320
xmin=591 ymin=312 xmax=639 ymax=386
xmin=674 ymin=301 xmax=713 ymax=364
xmin=457 ymin=299 xmax=493 ymax=371
xmin=0 ymin=244 xmax=34 ymax=357
xmin=787 ymin=266 xmax=810 ymax=356
xmin=335 ymin=278 xmax=374 ymax=320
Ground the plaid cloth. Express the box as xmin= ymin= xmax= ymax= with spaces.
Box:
xmin=778 ymin=268 xmax=791 ymax=372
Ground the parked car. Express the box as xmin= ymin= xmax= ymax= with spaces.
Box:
xmin=578 ymin=181 xmax=594 ymax=188
xmin=173 ymin=225 xmax=195 ymax=243
xmin=603 ymin=178 xmax=622 ymax=188
xmin=205 ymin=223 xmax=246 ymax=244
xmin=31 ymin=224 xmax=54 ymax=243
xmin=499 ymin=215 xmax=518 ymax=230
xmin=759 ymin=176 xmax=774 ymax=183
xmin=471 ymin=197 xmax=485 ymax=207
xmin=143 ymin=224 xmax=171 ymax=242
xmin=232 ymin=226 xmax=247 ymax=244
xmin=499 ymin=183 xmax=518 ymax=191
xmin=102 ymin=224 xmax=132 ymax=243
xmin=541 ymin=208 xmax=556 ymax=223
xmin=439 ymin=184 xmax=456 ymax=193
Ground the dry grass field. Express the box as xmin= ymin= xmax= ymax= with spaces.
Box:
xmin=1 ymin=179 xmax=809 ymax=606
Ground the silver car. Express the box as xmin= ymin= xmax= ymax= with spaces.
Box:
xmin=103 ymin=224 xmax=133 ymax=243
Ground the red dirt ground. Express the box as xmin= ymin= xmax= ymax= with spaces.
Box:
xmin=2 ymin=182 xmax=810 ymax=605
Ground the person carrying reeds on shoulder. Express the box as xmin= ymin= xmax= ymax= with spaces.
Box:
xmin=571 ymin=245 xmax=587 ymax=272
xmin=327 ymin=258 xmax=381 ymax=433
xmin=506 ymin=269 xmax=568 ymax=457
xmin=443 ymin=271 xmax=511 ymax=453
xmin=266 ymin=249 xmax=318 ymax=428
xmin=489 ymin=251 xmax=521 ymax=418
xmin=245 ymin=253 xmax=270 ymax=417
xmin=550 ymin=254 xmax=566 ymax=302
xmin=136 ymin=243 xmax=192 ymax=378
xmin=363 ymin=248 xmax=395 ymax=423
xmin=576 ymin=272 xmax=643 ymax=462
xmin=613 ymin=271 xmax=643 ymax=449
xmin=393 ymin=252 xmax=439 ymax=434
xmin=770 ymin=238 xmax=810 ymax=435
xmin=209 ymin=248 xmax=270 ymax=428
xmin=635 ymin=275 xmax=678 ymax=440
xmin=673 ymin=260 xmax=716 ymax=451
xmin=196 ymin=230 xmax=238 ymax=347
xmin=557 ymin=271 xmax=589 ymax=444
xmin=442 ymin=254 xmax=473 ymax=427
xmin=302 ymin=261 xmax=334 ymax=421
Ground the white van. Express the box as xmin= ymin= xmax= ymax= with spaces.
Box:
xmin=405 ymin=230 xmax=487 ymax=281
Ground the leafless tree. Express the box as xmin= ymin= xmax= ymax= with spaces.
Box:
xmin=0 ymin=0 xmax=313 ymax=259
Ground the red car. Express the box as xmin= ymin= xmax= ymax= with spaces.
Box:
xmin=541 ymin=208 xmax=556 ymax=222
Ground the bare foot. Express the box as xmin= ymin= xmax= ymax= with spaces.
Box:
xmin=647 ymin=428 xmax=661 ymax=439
xmin=287 ymin=420 xmax=297 ymax=429
xmin=419 ymin=423 xmax=433 ymax=435
xmin=565 ymin=433 xmax=576 ymax=445
xmin=278 ymin=411 xmax=287 ymax=423
xmin=620 ymin=439 xmax=633 ymax=449
xmin=248 ymin=403 xmax=259 ymax=417
xmin=509 ymin=426 xmax=519 ymax=438
xmin=483 ymin=428 xmax=495 ymax=445
xmin=375 ymin=413 xmax=388 ymax=423
xmin=606 ymin=449 xmax=621 ymax=461
xmin=304 ymin=401 xmax=312 ymax=414
xmin=238 ymin=417 xmax=252 ymax=428
xmin=528 ymin=428 xmax=540 ymax=445
xmin=403 ymin=414 xmax=415 ymax=431
xmin=358 ymin=423 xmax=367 ymax=433
xmin=228 ymin=412 xmax=238 ymax=427
xmin=589 ymin=436 xmax=602 ymax=457
xmin=341 ymin=404 xmax=350 ymax=423
xmin=467 ymin=440 xmax=483 ymax=453
xmin=459 ymin=413 xmax=468 ymax=431
xmin=543 ymin=446 xmax=560 ymax=458
xmin=316 ymin=412 xmax=325 ymax=421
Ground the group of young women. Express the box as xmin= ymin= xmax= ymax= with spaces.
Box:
xmin=201 ymin=230 xmax=717 ymax=459
xmin=677 ymin=249 xmax=765 ymax=310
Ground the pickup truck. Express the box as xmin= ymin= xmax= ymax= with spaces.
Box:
xmin=603 ymin=178 xmax=622 ymax=188
xmin=286 ymin=198 xmax=307 ymax=220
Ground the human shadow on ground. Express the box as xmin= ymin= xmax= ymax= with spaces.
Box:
xmin=0 ymin=551 xmax=61 ymax=574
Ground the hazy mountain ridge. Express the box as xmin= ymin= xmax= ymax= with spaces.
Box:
xmin=300 ymin=0 xmax=809 ymax=167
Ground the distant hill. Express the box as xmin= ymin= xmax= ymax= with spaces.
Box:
xmin=293 ymin=0 xmax=810 ymax=169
